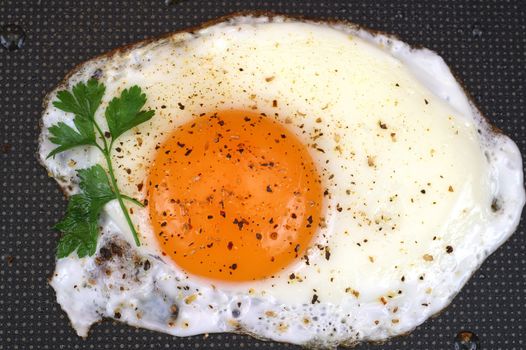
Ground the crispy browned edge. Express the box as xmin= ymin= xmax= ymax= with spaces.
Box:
xmin=38 ymin=10 xmax=508 ymax=349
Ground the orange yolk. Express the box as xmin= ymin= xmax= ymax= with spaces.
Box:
xmin=147 ymin=110 xmax=323 ymax=281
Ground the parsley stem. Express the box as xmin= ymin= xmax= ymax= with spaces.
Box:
xmin=102 ymin=151 xmax=141 ymax=246
xmin=93 ymin=119 xmax=141 ymax=246
xmin=121 ymin=195 xmax=145 ymax=208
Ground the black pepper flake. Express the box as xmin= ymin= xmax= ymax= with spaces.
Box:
xmin=207 ymin=215 xmax=213 ymax=219
xmin=311 ymin=294 xmax=319 ymax=304
xmin=421 ymin=189 xmax=426 ymax=194
xmin=294 ymin=244 xmax=300 ymax=253
xmin=325 ymin=247 xmax=331 ymax=261
xmin=184 ymin=148 xmax=193 ymax=156
xmin=233 ymin=218 xmax=248 ymax=230
xmin=178 ymin=102 xmax=185 ymax=110
xmin=304 ymin=255 xmax=310 ymax=265
xmin=378 ymin=121 xmax=388 ymax=129
xmin=114 ymin=311 xmax=121 ymax=319
xmin=424 ymin=99 xmax=429 ymax=105
xmin=104 ymin=131 xmax=111 ymax=138
xmin=177 ymin=142 xmax=185 ymax=148
xmin=446 ymin=245 xmax=454 ymax=254
xmin=272 ymin=100 xmax=278 ymax=107
xmin=491 ymin=198 xmax=501 ymax=212
xmin=255 ymin=233 xmax=262 ymax=240
xmin=227 ymin=241 xmax=233 ymax=250
xmin=218 ymin=120 xmax=225 ymax=126
xmin=143 ymin=260 xmax=151 ymax=271
xmin=291 ymin=213 xmax=297 ymax=219
xmin=306 ymin=215 xmax=313 ymax=227
xmin=99 ymin=247 xmax=112 ymax=261
xmin=219 ymin=210 xmax=226 ymax=218
xmin=289 ymin=273 xmax=296 ymax=280
xmin=230 ymin=263 xmax=238 ymax=270
xmin=170 ymin=304 xmax=179 ymax=319
xmin=266 ymin=185 xmax=273 ymax=193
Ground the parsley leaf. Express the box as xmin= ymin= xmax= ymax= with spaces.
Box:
xmin=47 ymin=79 xmax=105 ymax=158
xmin=54 ymin=165 xmax=115 ymax=258
xmin=47 ymin=118 xmax=96 ymax=158
xmin=53 ymin=79 xmax=105 ymax=121
xmin=55 ymin=196 xmax=98 ymax=258
xmin=105 ymin=86 xmax=155 ymax=140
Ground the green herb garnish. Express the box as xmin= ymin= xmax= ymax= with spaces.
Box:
xmin=47 ymin=79 xmax=155 ymax=258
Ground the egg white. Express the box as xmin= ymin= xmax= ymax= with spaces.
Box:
xmin=39 ymin=15 xmax=524 ymax=348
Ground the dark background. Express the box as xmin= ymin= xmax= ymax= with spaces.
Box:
xmin=0 ymin=0 xmax=524 ymax=349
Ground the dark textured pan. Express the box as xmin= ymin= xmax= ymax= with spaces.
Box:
xmin=0 ymin=1 xmax=524 ymax=349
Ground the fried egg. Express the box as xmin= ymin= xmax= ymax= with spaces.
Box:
xmin=38 ymin=14 xmax=525 ymax=348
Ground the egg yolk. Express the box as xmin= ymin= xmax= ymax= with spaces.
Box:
xmin=147 ymin=110 xmax=323 ymax=281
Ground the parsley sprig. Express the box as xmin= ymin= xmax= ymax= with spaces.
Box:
xmin=47 ymin=79 xmax=155 ymax=258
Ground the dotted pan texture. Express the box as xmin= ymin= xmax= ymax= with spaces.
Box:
xmin=0 ymin=0 xmax=524 ymax=349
